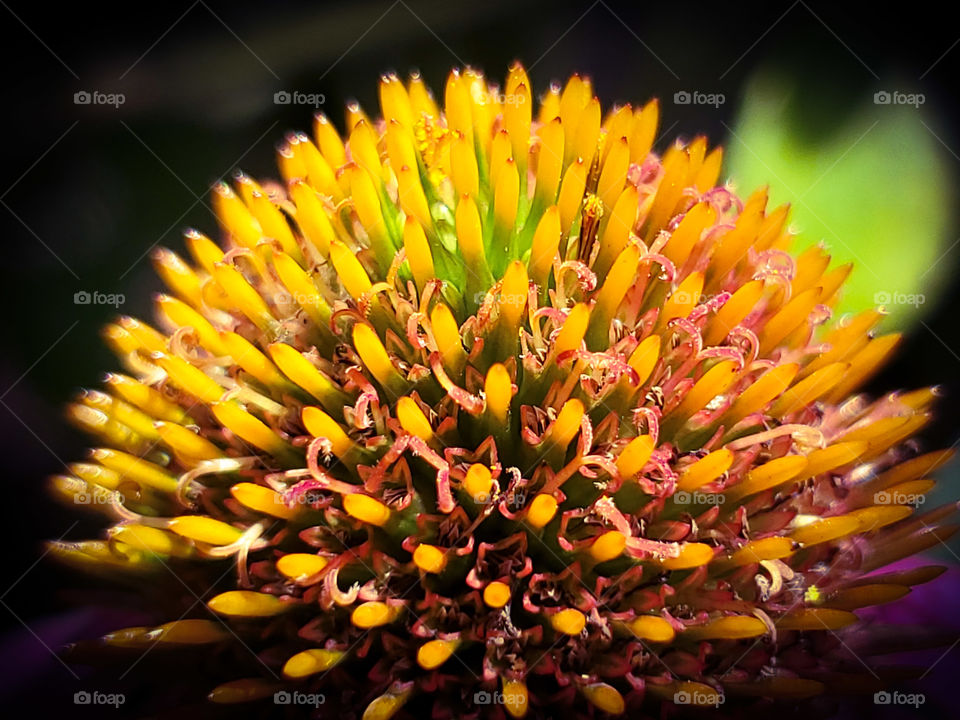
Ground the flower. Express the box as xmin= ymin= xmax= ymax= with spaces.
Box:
xmin=49 ymin=64 xmax=954 ymax=718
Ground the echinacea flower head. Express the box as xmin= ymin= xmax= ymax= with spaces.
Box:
xmin=51 ymin=64 xmax=955 ymax=718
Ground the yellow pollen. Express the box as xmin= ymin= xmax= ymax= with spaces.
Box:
xmin=397 ymin=165 xmax=432 ymax=228
xmin=801 ymin=441 xmax=867 ymax=480
xmin=212 ymin=182 xmax=261 ymax=249
xmin=726 ymin=537 xmax=795 ymax=566
xmin=272 ymin=249 xmax=331 ymax=327
xmin=168 ymin=516 xmax=242 ymax=546
xmin=351 ymin=601 xmax=396 ymax=628
xmin=402 ymin=216 xmax=434 ymax=293
xmin=595 ymin=186 xmax=638 ymax=276
xmin=527 ymin=493 xmax=558 ymax=529
xmin=154 ymin=354 xmax=223 ymax=404
xmin=581 ymin=683 xmax=625 ymax=715
xmin=230 ymin=483 xmax=299 ymax=520
xmin=290 ymin=180 xmax=337 ymax=254
xmin=464 ymin=464 xmax=495 ymax=504
xmin=220 ymin=331 xmax=288 ymax=389
xmin=658 ymin=542 xmax=714 ymax=570
xmin=211 ymin=402 xmax=288 ymax=457
xmin=676 ymin=449 xmax=734 ymax=493
xmin=455 ymin=194 xmax=486 ymax=268
xmin=551 ymin=608 xmax=586 ymax=635
xmin=347 ymin=164 xmax=385 ymax=237
xmin=630 ymin=98 xmax=659 ymax=163
xmin=790 ymin=515 xmax=861 ymax=546
xmin=430 ymin=303 xmax=466 ymax=375
xmin=616 ymin=435 xmax=655 ymax=478
xmin=627 ymin=335 xmax=661 ymax=388
xmin=362 ymin=687 xmax=412 ymax=720
xmin=301 ymin=406 xmax=354 ymax=457
xmin=417 ymin=639 xmax=458 ymax=670
xmin=483 ymin=581 xmax=511 ymax=608
xmin=413 ymin=544 xmax=447 ymax=573
xmin=450 ymin=133 xmax=480 ymax=197
xmin=183 ymin=229 xmax=223 ymax=275
xmin=283 ymin=648 xmax=344 ymax=679
xmin=313 ymin=113 xmax=347 ymax=168
xmin=91 ymin=448 xmax=177 ymax=493
xmin=344 ymin=494 xmax=391 ymax=527
xmin=110 ymin=524 xmax=192 ymax=557
xmin=772 ymin=362 xmax=849 ymax=417
xmin=396 ymin=397 xmax=434 ymax=441
xmin=628 ymin=615 xmax=676 ymax=643
xmin=663 ymin=201 xmax=715 ymax=269
xmin=528 ymin=206 xmax=561 ymax=289
xmin=724 ymin=363 xmax=799 ymax=426
xmin=156 ymin=294 xmax=226 ymax=356
xmin=352 ymin=323 xmax=403 ymax=391
xmin=660 ymin=271 xmax=704 ymax=325
xmin=672 ymin=360 xmax=739 ymax=420
xmin=590 ymin=530 xmax=627 ymax=562
xmin=703 ymin=279 xmax=764 ymax=346
xmin=104 ymin=373 xmax=187 ymax=423
xmin=484 ymin=363 xmax=513 ymax=424
xmin=276 ymin=553 xmax=328 ymax=580
xmin=758 ymin=286 xmax=822 ymax=355
xmin=587 ymin=243 xmax=640 ymax=348
xmin=597 ymin=135 xmax=630 ymax=210
xmin=557 ymin=160 xmax=587 ymax=235
xmin=547 ymin=398 xmax=584 ymax=449
xmin=330 ymin=240 xmax=373 ymax=299
xmin=210 ymin=263 xmax=276 ymax=332
xmin=684 ymin=616 xmax=768 ymax=641
xmin=730 ymin=455 xmax=809 ymax=499
xmin=152 ymin=247 xmax=203 ymax=307
xmin=499 ymin=261 xmax=528 ymax=329
xmin=208 ymin=591 xmax=287 ymax=618
xmin=350 ymin=121 xmax=382 ymax=178
xmin=154 ymin=422 xmax=221 ymax=463
xmin=536 ymin=118 xmax=564 ymax=203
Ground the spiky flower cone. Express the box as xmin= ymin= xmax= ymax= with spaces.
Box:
xmin=52 ymin=65 xmax=954 ymax=719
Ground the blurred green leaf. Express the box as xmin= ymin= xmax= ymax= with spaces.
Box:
xmin=725 ymin=71 xmax=953 ymax=330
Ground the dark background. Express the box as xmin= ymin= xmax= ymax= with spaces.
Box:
xmin=0 ymin=0 xmax=958 ymax=716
